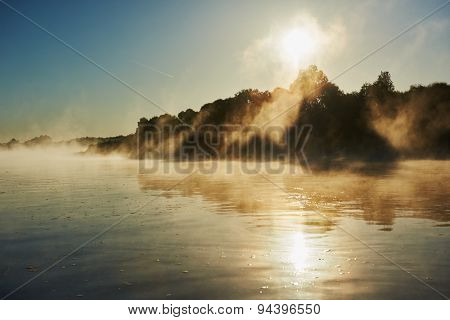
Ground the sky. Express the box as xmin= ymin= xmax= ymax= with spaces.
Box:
xmin=0 ymin=0 xmax=449 ymax=141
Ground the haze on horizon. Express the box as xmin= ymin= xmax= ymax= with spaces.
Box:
xmin=0 ymin=0 xmax=449 ymax=141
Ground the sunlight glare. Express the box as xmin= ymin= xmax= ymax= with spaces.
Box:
xmin=280 ymin=27 xmax=318 ymax=69
xmin=288 ymin=231 xmax=310 ymax=271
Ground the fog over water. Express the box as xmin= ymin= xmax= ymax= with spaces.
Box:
xmin=0 ymin=150 xmax=448 ymax=299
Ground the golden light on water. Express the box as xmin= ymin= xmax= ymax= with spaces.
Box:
xmin=288 ymin=231 xmax=310 ymax=271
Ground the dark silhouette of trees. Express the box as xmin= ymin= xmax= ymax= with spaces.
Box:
xmin=77 ymin=66 xmax=450 ymax=163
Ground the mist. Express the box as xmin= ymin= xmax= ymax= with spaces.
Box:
xmin=3 ymin=66 xmax=449 ymax=168
xmin=369 ymin=83 xmax=450 ymax=157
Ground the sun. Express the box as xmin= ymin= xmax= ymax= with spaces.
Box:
xmin=279 ymin=27 xmax=318 ymax=68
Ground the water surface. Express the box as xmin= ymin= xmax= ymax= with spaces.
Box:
xmin=0 ymin=152 xmax=449 ymax=299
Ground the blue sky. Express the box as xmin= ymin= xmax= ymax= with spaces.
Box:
xmin=0 ymin=0 xmax=449 ymax=141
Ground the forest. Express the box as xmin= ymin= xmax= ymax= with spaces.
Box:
xmin=3 ymin=66 xmax=449 ymax=166
xmin=88 ymin=66 xmax=450 ymax=164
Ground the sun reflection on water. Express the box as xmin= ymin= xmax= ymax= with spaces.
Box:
xmin=287 ymin=231 xmax=310 ymax=271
